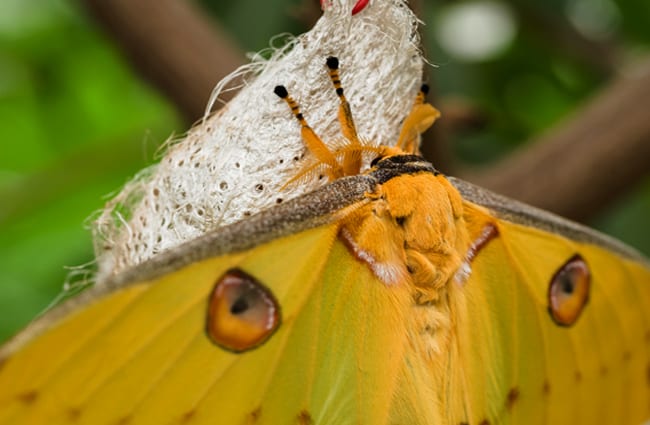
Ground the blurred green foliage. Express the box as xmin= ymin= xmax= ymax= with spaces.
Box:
xmin=1 ymin=0 xmax=649 ymax=343
xmin=0 ymin=0 xmax=180 ymax=341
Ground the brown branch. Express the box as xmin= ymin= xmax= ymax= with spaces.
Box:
xmin=462 ymin=62 xmax=650 ymax=222
xmin=510 ymin=0 xmax=619 ymax=77
xmin=293 ymin=0 xmax=323 ymax=28
xmin=81 ymin=0 xmax=246 ymax=123
xmin=420 ymin=97 xmax=490 ymax=174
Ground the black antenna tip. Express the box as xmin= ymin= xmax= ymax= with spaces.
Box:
xmin=326 ymin=56 xmax=339 ymax=70
xmin=420 ymin=84 xmax=429 ymax=95
xmin=274 ymin=85 xmax=288 ymax=98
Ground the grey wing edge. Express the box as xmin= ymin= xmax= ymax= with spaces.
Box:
xmin=0 ymin=175 xmax=376 ymax=359
xmin=448 ymin=176 xmax=649 ymax=267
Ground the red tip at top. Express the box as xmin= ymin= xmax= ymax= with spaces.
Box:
xmin=351 ymin=0 xmax=370 ymax=14
xmin=320 ymin=0 xmax=370 ymax=15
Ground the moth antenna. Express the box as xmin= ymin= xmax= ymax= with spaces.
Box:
xmin=326 ymin=57 xmax=362 ymax=175
xmin=274 ymin=85 xmax=343 ymax=177
xmin=396 ymin=83 xmax=440 ymax=154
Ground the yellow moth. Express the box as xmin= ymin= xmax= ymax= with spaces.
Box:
xmin=0 ymin=56 xmax=648 ymax=425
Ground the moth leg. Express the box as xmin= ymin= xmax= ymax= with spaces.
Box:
xmin=326 ymin=56 xmax=363 ymax=175
xmin=396 ymin=84 xmax=441 ymax=154
xmin=274 ymin=85 xmax=344 ymax=180
xmin=277 ymin=56 xmax=424 ymax=185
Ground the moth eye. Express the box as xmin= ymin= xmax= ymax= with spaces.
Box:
xmin=206 ymin=268 xmax=281 ymax=352
xmin=547 ymin=254 xmax=590 ymax=326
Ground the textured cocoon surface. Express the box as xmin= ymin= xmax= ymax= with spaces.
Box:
xmin=92 ymin=0 xmax=424 ymax=282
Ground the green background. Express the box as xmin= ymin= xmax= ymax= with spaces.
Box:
xmin=1 ymin=0 xmax=649 ymax=342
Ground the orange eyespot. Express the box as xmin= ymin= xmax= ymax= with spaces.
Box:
xmin=206 ymin=268 xmax=281 ymax=352
xmin=547 ymin=254 xmax=590 ymax=326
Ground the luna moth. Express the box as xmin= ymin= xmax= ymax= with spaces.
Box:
xmin=0 ymin=56 xmax=648 ymax=425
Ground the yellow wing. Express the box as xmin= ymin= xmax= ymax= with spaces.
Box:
xmin=441 ymin=177 xmax=650 ymax=424
xmin=1 ymin=156 xmax=649 ymax=425
xmin=0 ymin=164 xmax=456 ymax=425
xmin=447 ymin=212 xmax=650 ymax=425
xmin=0 ymin=224 xmax=417 ymax=424
xmin=4 ymin=50 xmax=648 ymax=425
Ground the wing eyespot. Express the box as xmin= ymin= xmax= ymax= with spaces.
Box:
xmin=206 ymin=268 xmax=281 ymax=352
xmin=547 ymin=254 xmax=590 ymax=326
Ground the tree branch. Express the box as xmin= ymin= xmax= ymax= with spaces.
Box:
xmin=81 ymin=0 xmax=246 ymax=123
xmin=463 ymin=62 xmax=650 ymax=222
xmin=510 ymin=0 xmax=619 ymax=77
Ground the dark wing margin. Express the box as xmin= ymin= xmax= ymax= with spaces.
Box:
xmin=105 ymin=174 xmax=375 ymax=287
xmin=448 ymin=176 xmax=649 ymax=266
xmin=0 ymin=175 xmax=375 ymax=358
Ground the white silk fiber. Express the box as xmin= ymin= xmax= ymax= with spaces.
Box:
xmin=92 ymin=0 xmax=424 ymax=283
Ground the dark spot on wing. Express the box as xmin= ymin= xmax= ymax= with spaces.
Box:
xmin=17 ymin=390 xmax=38 ymax=404
xmin=623 ymin=350 xmax=632 ymax=362
xmin=542 ymin=380 xmax=551 ymax=396
xmin=67 ymin=407 xmax=81 ymax=421
xmin=479 ymin=419 xmax=490 ymax=425
xmin=575 ymin=370 xmax=582 ymax=382
xmin=116 ymin=416 xmax=132 ymax=425
xmin=297 ymin=410 xmax=313 ymax=424
xmin=599 ymin=365 xmax=608 ymax=376
xmin=395 ymin=216 xmax=407 ymax=227
xmin=180 ymin=409 xmax=196 ymax=423
xmin=506 ymin=387 xmax=519 ymax=410
xmin=249 ymin=407 xmax=262 ymax=422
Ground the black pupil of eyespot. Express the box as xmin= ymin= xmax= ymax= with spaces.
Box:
xmin=560 ymin=273 xmax=574 ymax=294
xmin=230 ymin=297 xmax=249 ymax=315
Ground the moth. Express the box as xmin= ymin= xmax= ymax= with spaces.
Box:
xmin=0 ymin=57 xmax=648 ymax=425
